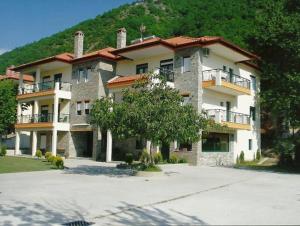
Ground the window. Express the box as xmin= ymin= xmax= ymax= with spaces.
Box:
xmin=202 ymin=133 xmax=229 ymax=152
xmin=249 ymin=139 xmax=252 ymax=150
xmin=179 ymin=142 xmax=192 ymax=151
xmin=250 ymin=75 xmax=256 ymax=91
xmin=77 ymin=69 xmax=84 ymax=84
xmin=182 ymin=94 xmax=191 ymax=105
xmin=160 ymin=59 xmax=174 ymax=82
xmin=76 ymin=102 xmax=82 ymax=115
xmin=84 ymin=100 xmax=90 ymax=114
xmin=250 ymin=106 xmax=256 ymax=121
xmin=85 ymin=68 xmax=91 ymax=82
xmin=220 ymin=102 xmax=224 ymax=107
xmin=136 ymin=63 xmax=148 ymax=74
xmin=223 ymin=65 xmax=227 ymax=72
xmin=183 ymin=56 xmax=191 ymax=72
xmin=135 ymin=138 xmax=143 ymax=149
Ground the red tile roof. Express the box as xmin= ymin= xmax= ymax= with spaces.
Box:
xmin=107 ymin=74 xmax=146 ymax=88
xmin=0 ymin=73 xmax=34 ymax=83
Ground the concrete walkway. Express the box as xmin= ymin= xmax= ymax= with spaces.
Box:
xmin=0 ymin=159 xmax=300 ymax=225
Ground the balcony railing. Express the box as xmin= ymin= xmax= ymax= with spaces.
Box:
xmin=206 ymin=109 xmax=250 ymax=125
xmin=158 ymin=67 xmax=174 ymax=82
xmin=202 ymin=69 xmax=250 ymax=89
xmin=18 ymin=81 xmax=72 ymax=95
xmin=17 ymin=113 xmax=70 ymax=123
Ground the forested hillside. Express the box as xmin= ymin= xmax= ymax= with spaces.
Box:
xmin=0 ymin=0 xmax=261 ymax=72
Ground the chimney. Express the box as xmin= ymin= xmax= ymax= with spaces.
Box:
xmin=117 ymin=28 xmax=127 ymax=49
xmin=74 ymin=31 xmax=84 ymax=58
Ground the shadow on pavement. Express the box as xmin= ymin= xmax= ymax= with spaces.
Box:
xmin=95 ymin=201 xmax=208 ymax=225
xmin=63 ymin=165 xmax=135 ymax=177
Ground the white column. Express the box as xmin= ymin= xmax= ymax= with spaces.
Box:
xmin=54 ymin=81 xmax=59 ymax=91
xmin=17 ymin=102 xmax=21 ymax=123
xmin=106 ymin=130 xmax=112 ymax=162
xmin=215 ymin=110 xmax=222 ymax=123
xmin=18 ymin=72 xmax=23 ymax=94
xmin=15 ymin=131 xmax=20 ymax=155
xmin=53 ymin=96 xmax=59 ymax=123
xmin=51 ymin=129 xmax=57 ymax=156
xmin=146 ymin=140 xmax=151 ymax=153
xmin=36 ymin=68 xmax=40 ymax=85
xmin=156 ymin=145 xmax=160 ymax=153
xmin=216 ymin=70 xmax=222 ymax=86
xmin=173 ymin=140 xmax=178 ymax=150
xmin=32 ymin=131 xmax=37 ymax=156
xmin=33 ymin=100 xmax=39 ymax=122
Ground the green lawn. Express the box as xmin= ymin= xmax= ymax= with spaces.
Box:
xmin=0 ymin=156 xmax=56 ymax=174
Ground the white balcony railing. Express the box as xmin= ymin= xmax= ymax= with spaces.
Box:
xmin=206 ymin=109 xmax=250 ymax=125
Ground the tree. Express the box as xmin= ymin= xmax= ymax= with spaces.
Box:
xmin=248 ymin=0 xmax=300 ymax=162
xmin=0 ymin=80 xmax=17 ymax=143
xmin=90 ymin=73 xmax=210 ymax=161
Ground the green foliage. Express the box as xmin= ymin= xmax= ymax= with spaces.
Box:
xmin=45 ymin=152 xmax=52 ymax=161
xmin=178 ymin=158 xmax=188 ymax=163
xmin=153 ymin=151 xmax=163 ymax=164
xmin=141 ymin=164 xmax=161 ymax=172
xmin=53 ymin=156 xmax=64 ymax=169
xmin=239 ymin=151 xmax=245 ymax=163
xmin=48 ymin=155 xmax=55 ymax=164
xmin=256 ymin=150 xmax=261 ymax=161
xmin=139 ymin=149 xmax=151 ymax=165
xmin=0 ymin=0 xmax=259 ymax=73
xmin=0 ymin=145 xmax=7 ymax=157
xmin=0 ymin=80 xmax=17 ymax=136
xmin=125 ymin=153 xmax=134 ymax=165
xmin=168 ymin=153 xmax=178 ymax=164
xmin=35 ymin=150 xmax=42 ymax=159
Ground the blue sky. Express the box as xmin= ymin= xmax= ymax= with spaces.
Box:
xmin=0 ymin=0 xmax=134 ymax=55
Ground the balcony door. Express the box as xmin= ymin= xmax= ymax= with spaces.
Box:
xmin=41 ymin=105 xmax=49 ymax=122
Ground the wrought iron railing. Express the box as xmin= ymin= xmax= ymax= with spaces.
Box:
xmin=206 ymin=109 xmax=250 ymax=124
xmin=18 ymin=81 xmax=72 ymax=94
xmin=202 ymin=69 xmax=250 ymax=89
xmin=17 ymin=113 xmax=70 ymax=123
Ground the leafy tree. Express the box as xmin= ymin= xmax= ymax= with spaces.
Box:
xmin=0 ymin=80 xmax=17 ymax=142
xmin=248 ymin=0 xmax=300 ymax=163
xmin=91 ymin=73 xmax=210 ymax=161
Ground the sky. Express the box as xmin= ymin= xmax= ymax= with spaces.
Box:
xmin=0 ymin=0 xmax=135 ymax=55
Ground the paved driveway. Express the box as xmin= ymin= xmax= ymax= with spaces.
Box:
xmin=1 ymin=159 xmax=300 ymax=225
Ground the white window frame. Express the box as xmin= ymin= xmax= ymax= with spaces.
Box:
xmin=182 ymin=56 xmax=191 ymax=72
xmin=76 ymin=101 xmax=82 ymax=115
xmin=84 ymin=100 xmax=90 ymax=114
xmin=85 ymin=68 xmax=91 ymax=83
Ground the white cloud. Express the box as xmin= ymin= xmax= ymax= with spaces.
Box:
xmin=0 ymin=49 xmax=10 ymax=55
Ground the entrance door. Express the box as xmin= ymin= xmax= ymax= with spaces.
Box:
xmin=226 ymin=101 xmax=231 ymax=122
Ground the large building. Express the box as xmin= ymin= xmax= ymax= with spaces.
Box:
xmin=13 ymin=28 xmax=260 ymax=165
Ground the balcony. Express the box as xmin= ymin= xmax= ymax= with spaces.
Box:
xmin=206 ymin=109 xmax=251 ymax=130
xmin=15 ymin=113 xmax=70 ymax=130
xmin=17 ymin=81 xmax=72 ymax=100
xmin=202 ymin=69 xmax=251 ymax=96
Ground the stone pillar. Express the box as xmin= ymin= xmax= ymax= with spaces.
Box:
xmin=92 ymin=127 xmax=102 ymax=161
xmin=15 ymin=131 xmax=20 ymax=155
xmin=51 ymin=129 xmax=57 ymax=156
xmin=106 ymin=130 xmax=112 ymax=162
xmin=74 ymin=31 xmax=84 ymax=58
xmin=32 ymin=131 xmax=37 ymax=156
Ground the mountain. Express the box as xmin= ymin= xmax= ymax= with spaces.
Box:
xmin=0 ymin=0 xmax=262 ymax=73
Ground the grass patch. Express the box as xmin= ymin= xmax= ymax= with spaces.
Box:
xmin=0 ymin=156 xmax=57 ymax=174
xmin=117 ymin=162 xmax=162 ymax=172
xmin=235 ymin=159 xmax=300 ymax=174
xmin=141 ymin=164 xmax=162 ymax=172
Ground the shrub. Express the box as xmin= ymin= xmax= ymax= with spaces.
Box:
xmin=48 ymin=155 xmax=55 ymax=163
xmin=153 ymin=151 xmax=163 ymax=164
xmin=239 ymin=151 xmax=245 ymax=163
xmin=45 ymin=152 xmax=52 ymax=161
xmin=140 ymin=149 xmax=151 ymax=164
xmin=168 ymin=154 xmax=178 ymax=164
xmin=53 ymin=156 xmax=64 ymax=169
xmin=0 ymin=145 xmax=7 ymax=156
xmin=35 ymin=150 xmax=42 ymax=159
xmin=125 ymin=153 xmax=134 ymax=165
xmin=178 ymin=158 xmax=188 ymax=163
xmin=256 ymin=149 xmax=261 ymax=161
